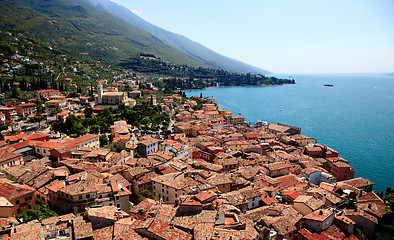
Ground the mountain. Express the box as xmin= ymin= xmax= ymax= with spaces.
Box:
xmin=0 ymin=0 xmax=269 ymax=74
xmin=0 ymin=0 xmax=203 ymax=65
xmin=87 ymin=0 xmax=270 ymax=74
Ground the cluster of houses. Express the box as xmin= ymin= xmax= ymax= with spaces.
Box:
xmin=0 ymin=83 xmax=140 ymax=126
xmin=0 ymin=93 xmax=386 ymax=240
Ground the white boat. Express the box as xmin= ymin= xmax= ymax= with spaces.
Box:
xmin=255 ymin=120 xmax=268 ymax=127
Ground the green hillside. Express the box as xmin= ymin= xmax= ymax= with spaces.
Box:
xmin=0 ymin=0 xmax=205 ymax=66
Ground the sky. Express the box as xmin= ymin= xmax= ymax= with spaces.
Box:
xmin=110 ymin=0 xmax=394 ymax=73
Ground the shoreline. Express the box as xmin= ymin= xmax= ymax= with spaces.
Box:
xmin=183 ymin=82 xmax=294 ymax=92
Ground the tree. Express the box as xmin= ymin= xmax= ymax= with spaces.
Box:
xmin=90 ymin=125 xmax=100 ymax=134
xmin=141 ymin=117 xmax=151 ymax=126
xmin=137 ymin=190 xmax=157 ymax=203
xmin=84 ymin=107 xmax=93 ymax=119
xmin=11 ymin=86 xmax=21 ymax=99
xmin=99 ymin=134 xmax=108 ymax=147
xmin=19 ymin=204 xmax=58 ymax=222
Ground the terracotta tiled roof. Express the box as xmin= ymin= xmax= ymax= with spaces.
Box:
xmin=171 ymin=210 xmax=216 ymax=231
xmin=21 ymin=133 xmax=49 ymax=141
xmin=93 ymin=226 xmax=114 ymax=240
xmin=0 ymin=182 xmax=35 ymax=200
xmin=4 ymin=134 xmax=28 ymax=143
xmin=0 ymin=151 xmax=22 ymax=164
xmin=344 ymin=209 xmax=378 ymax=224
xmin=194 ymin=191 xmax=217 ymax=203
xmin=282 ymin=190 xmax=301 ymax=200
xmin=266 ymin=160 xmax=291 ymax=171
xmin=59 ymin=180 xmax=98 ymax=196
xmin=294 ymin=195 xmax=325 ymax=212
xmin=304 ymin=209 xmax=334 ymax=222
xmin=276 ymin=174 xmax=306 ymax=190
xmin=151 ymin=204 xmax=178 ymax=224
xmin=130 ymin=198 xmax=158 ymax=215
xmin=338 ymin=177 xmax=374 ymax=189
xmin=73 ymin=221 xmax=93 ymax=240
xmin=146 ymin=220 xmax=192 ymax=240
xmin=151 ymin=173 xmax=187 ymax=190
xmin=87 ymin=206 xmax=129 ymax=220
xmin=357 ymin=191 xmax=385 ymax=206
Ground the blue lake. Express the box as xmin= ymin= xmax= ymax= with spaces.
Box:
xmin=187 ymin=73 xmax=394 ymax=193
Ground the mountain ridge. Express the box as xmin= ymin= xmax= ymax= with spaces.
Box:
xmin=88 ymin=0 xmax=271 ymax=74
xmin=0 ymin=0 xmax=270 ymax=74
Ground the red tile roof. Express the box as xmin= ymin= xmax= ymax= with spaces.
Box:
xmin=22 ymin=133 xmax=49 ymax=141
xmin=304 ymin=209 xmax=334 ymax=222
xmin=194 ymin=191 xmax=216 ymax=203
xmin=73 ymin=221 xmax=93 ymax=240
xmin=147 ymin=220 xmax=192 ymax=240
xmin=17 ymin=103 xmax=36 ymax=107
xmin=0 ymin=182 xmax=35 ymax=200
xmin=282 ymin=190 xmax=301 ymax=200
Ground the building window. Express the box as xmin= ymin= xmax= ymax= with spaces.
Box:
xmin=16 ymin=200 xmax=19 ymax=205
xmin=117 ymin=204 xmax=120 ymax=208
xmin=17 ymin=208 xmax=21 ymax=214
xmin=25 ymin=196 xmax=32 ymax=201
xmin=116 ymin=196 xmax=119 ymax=200
xmin=79 ymin=196 xmax=82 ymax=200
xmin=86 ymin=194 xmax=90 ymax=198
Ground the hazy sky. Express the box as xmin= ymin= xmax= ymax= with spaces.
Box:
xmin=111 ymin=0 xmax=393 ymax=73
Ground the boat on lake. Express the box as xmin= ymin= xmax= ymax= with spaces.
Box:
xmin=324 ymin=84 xmax=334 ymax=87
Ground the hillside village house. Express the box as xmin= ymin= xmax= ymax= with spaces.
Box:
xmin=228 ymin=115 xmax=245 ymax=124
xmin=136 ymin=137 xmax=159 ymax=157
xmin=32 ymin=134 xmax=99 ymax=157
xmin=16 ymin=103 xmax=36 ymax=118
xmin=151 ymin=173 xmax=187 ymax=203
xmin=0 ymin=182 xmax=36 ymax=215
xmin=266 ymin=161 xmax=291 ymax=177
xmin=0 ymin=197 xmax=13 ymax=218
xmin=301 ymin=168 xmax=335 ymax=185
xmin=45 ymin=95 xmax=68 ymax=113
xmin=37 ymin=89 xmax=60 ymax=98
xmin=56 ymin=173 xmax=131 ymax=215
xmin=267 ymin=123 xmax=301 ymax=136
xmin=331 ymin=161 xmax=355 ymax=181
xmin=159 ymin=140 xmax=190 ymax=158
xmin=303 ymin=209 xmax=335 ymax=232
xmin=110 ymin=120 xmax=131 ymax=139
xmin=56 ymin=110 xmax=70 ymax=122
xmin=0 ymin=151 xmax=23 ymax=170
xmin=293 ymin=195 xmax=325 ymax=216
xmin=95 ymin=84 xmax=136 ymax=107
xmin=0 ymin=106 xmax=18 ymax=122
xmin=289 ymin=134 xmax=317 ymax=147
xmin=73 ymin=134 xmax=100 ymax=149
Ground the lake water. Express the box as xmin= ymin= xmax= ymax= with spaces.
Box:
xmin=187 ymin=73 xmax=394 ymax=193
